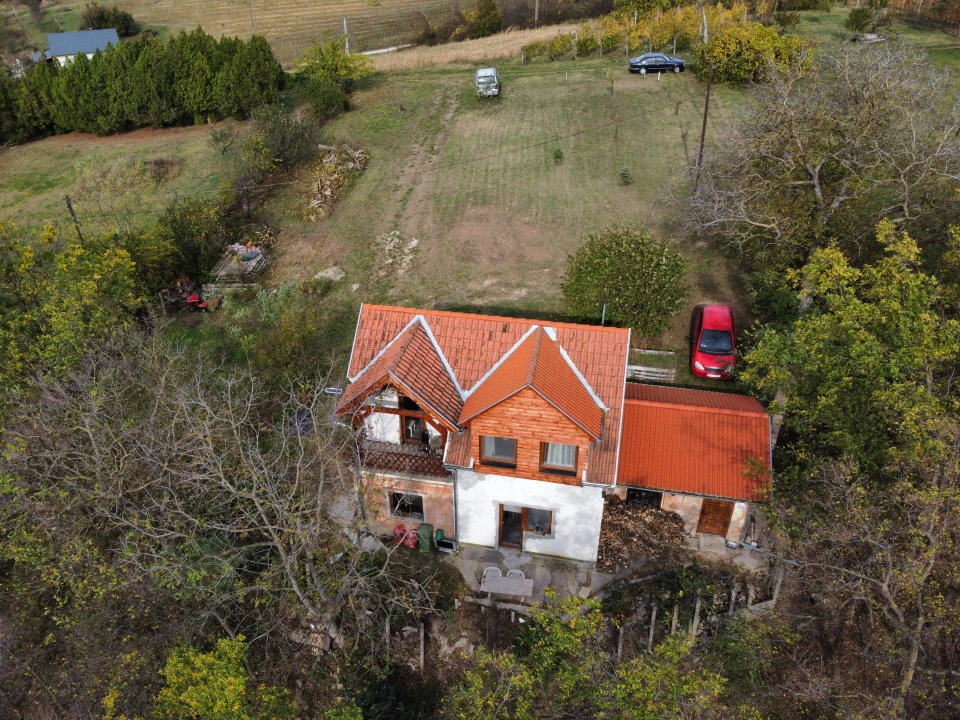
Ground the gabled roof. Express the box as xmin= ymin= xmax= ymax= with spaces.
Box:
xmin=45 ymin=30 xmax=119 ymax=57
xmin=336 ymin=319 xmax=463 ymax=430
xmin=460 ymin=327 xmax=604 ymax=439
xmin=618 ymin=383 xmax=772 ymax=502
xmin=343 ymin=305 xmax=631 ymax=486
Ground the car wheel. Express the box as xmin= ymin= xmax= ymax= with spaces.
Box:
xmin=639 ymin=68 xmax=646 ymax=75
xmin=673 ymin=65 xmax=680 ymax=73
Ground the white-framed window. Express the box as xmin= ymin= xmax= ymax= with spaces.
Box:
xmin=540 ymin=442 xmax=577 ymax=475
xmin=389 ymin=491 xmax=425 ymax=520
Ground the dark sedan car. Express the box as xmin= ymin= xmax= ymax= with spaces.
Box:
xmin=628 ymin=53 xmax=685 ymax=74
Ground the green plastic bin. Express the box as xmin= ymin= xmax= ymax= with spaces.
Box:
xmin=417 ymin=523 xmax=434 ymax=553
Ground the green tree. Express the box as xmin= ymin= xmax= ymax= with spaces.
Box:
xmin=15 ymin=59 xmax=59 ymax=138
xmin=695 ymin=22 xmax=808 ymax=84
xmin=181 ymin=53 xmax=216 ymax=124
xmin=844 ymin=7 xmax=872 ymax=32
xmin=446 ymin=648 xmax=536 ymax=720
xmin=562 ymin=226 xmax=687 ymax=337
xmin=0 ymin=66 xmax=19 ymax=144
xmin=126 ymin=38 xmax=178 ymax=127
xmin=742 ymin=221 xmax=960 ymax=470
xmin=598 ymin=636 xmax=726 ymax=720
xmin=295 ymin=35 xmax=373 ymax=92
xmin=155 ymin=637 xmax=292 ymax=720
xmin=152 ymin=198 xmax=230 ymax=280
xmin=472 ymin=0 xmax=502 ymax=38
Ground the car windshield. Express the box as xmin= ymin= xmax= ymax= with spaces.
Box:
xmin=477 ymin=76 xmax=496 ymax=85
xmin=699 ymin=329 xmax=733 ymax=354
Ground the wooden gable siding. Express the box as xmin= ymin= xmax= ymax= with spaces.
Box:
xmin=467 ymin=387 xmax=591 ymax=486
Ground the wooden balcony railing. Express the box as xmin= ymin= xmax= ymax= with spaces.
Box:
xmin=360 ymin=440 xmax=451 ymax=479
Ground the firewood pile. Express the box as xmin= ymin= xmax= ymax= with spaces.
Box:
xmin=159 ymin=276 xmax=200 ymax=309
xmin=596 ymin=498 xmax=686 ymax=573
xmin=304 ymin=144 xmax=369 ymax=221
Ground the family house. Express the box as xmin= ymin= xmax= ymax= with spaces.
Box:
xmin=334 ymin=304 xmax=772 ymax=564
xmin=34 ymin=30 xmax=119 ymax=66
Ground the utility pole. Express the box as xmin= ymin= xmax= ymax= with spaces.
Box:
xmin=534 ymin=0 xmax=539 ymax=27
xmin=246 ymin=0 xmax=256 ymax=34
xmin=694 ymin=64 xmax=713 ymax=193
xmin=64 ymin=195 xmax=83 ymax=243
xmin=343 ymin=17 xmax=350 ymax=54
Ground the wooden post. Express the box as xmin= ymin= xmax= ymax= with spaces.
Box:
xmin=534 ymin=0 xmax=539 ymax=27
xmin=247 ymin=0 xmax=256 ymax=34
xmin=343 ymin=18 xmax=350 ymax=54
xmin=671 ymin=603 xmax=679 ymax=634
xmin=419 ymin=623 xmax=425 ymax=671
xmin=690 ymin=596 xmax=702 ymax=639
xmin=694 ymin=63 xmax=714 ymax=193
xmin=64 ymin=195 xmax=83 ymax=244
xmin=647 ymin=605 xmax=657 ymax=651
xmin=617 ymin=622 xmax=626 ymax=663
xmin=728 ymin=585 xmax=738 ymax=616
xmin=771 ymin=567 xmax=785 ymax=607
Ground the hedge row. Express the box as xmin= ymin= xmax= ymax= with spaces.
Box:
xmin=0 ymin=29 xmax=284 ymax=143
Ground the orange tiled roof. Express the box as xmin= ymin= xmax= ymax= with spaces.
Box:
xmin=336 ymin=320 xmax=463 ymax=430
xmin=459 ymin=327 xmax=604 ymax=439
xmin=344 ymin=305 xmax=631 ymax=486
xmin=618 ymin=383 xmax=772 ymax=502
xmin=443 ymin=428 xmax=473 ymax=469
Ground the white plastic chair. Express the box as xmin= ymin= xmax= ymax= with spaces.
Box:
xmin=482 ymin=566 xmax=502 ymax=579
xmin=506 ymin=569 xmax=525 ymax=580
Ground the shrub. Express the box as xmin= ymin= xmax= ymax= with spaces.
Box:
xmin=295 ymin=35 xmax=373 ymax=93
xmin=79 ymin=2 xmax=140 ymax=37
xmin=553 ymin=147 xmax=564 ymax=164
xmin=250 ymin=104 xmax=321 ymax=170
xmin=774 ymin=11 xmax=801 ymax=31
xmin=294 ymin=75 xmax=348 ymax=118
xmin=472 ymin=0 xmax=503 ymax=38
xmin=619 ymin=166 xmax=633 ymax=185
xmin=547 ymin=33 xmax=573 ymax=59
xmin=844 ymin=7 xmax=872 ymax=32
xmin=523 ymin=40 xmax=545 ymax=58
xmin=152 ymin=198 xmax=230 ymax=280
xmin=576 ymin=31 xmax=598 ymax=56
xmin=562 ymin=226 xmax=687 ymax=337
xmin=695 ymin=22 xmax=807 ymax=84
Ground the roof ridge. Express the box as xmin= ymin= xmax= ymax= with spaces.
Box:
xmin=416 ymin=315 xmax=465 ymax=400
xmin=347 ymin=315 xmax=421 ymax=382
xmin=462 ymin=325 xmax=539 ymax=398
xmin=362 ymin=304 xmax=631 ymax=335
xmin=526 ymin=329 xmax=543 ymax=386
xmin=624 ymin=397 xmax=768 ymax=418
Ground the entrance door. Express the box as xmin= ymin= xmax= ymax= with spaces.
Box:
xmin=697 ymin=499 xmax=734 ymax=537
xmin=499 ymin=506 xmax=522 ymax=548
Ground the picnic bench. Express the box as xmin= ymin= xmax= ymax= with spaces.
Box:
xmin=480 ymin=574 xmax=534 ymax=599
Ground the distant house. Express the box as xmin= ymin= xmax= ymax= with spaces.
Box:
xmin=334 ymin=304 xmax=773 ymax=564
xmin=34 ymin=29 xmax=119 ymax=66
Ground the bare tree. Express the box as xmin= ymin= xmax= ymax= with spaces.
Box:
xmin=3 ymin=331 xmax=434 ymax=652
xmin=686 ymin=44 xmax=960 ymax=271
xmin=771 ymin=423 xmax=960 ymax=718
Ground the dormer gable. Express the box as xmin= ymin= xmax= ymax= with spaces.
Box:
xmin=459 ymin=327 xmax=605 ymax=440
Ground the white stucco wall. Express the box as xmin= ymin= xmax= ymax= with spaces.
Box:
xmin=455 ymin=469 xmax=606 ymax=562
xmin=727 ymin=502 xmax=750 ymax=543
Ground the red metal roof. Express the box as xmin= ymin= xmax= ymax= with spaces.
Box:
xmin=459 ymin=328 xmax=604 ymax=439
xmin=336 ymin=320 xmax=463 ymax=430
xmin=618 ymin=383 xmax=772 ymax=501
xmin=344 ymin=305 xmax=630 ymax=485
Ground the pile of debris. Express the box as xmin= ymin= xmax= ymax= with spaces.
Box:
xmin=304 ymin=144 xmax=369 ymax=221
xmin=159 ymin=275 xmax=200 ymax=310
xmin=214 ymin=241 xmax=268 ymax=283
xmin=596 ymin=498 xmax=685 ymax=573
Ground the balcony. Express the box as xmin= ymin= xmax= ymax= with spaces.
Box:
xmin=360 ymin=440 xmax=451 ymax=479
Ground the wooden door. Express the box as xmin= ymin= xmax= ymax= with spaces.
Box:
xmin=697 ymin=499 xmax=734 ymax=537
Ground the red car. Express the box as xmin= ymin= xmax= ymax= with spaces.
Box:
xmin=691 ymin=305 xmax=737 ymax=380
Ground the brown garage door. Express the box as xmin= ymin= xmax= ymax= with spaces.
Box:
xmin=698 ymin=499 xmax=734 ymax=537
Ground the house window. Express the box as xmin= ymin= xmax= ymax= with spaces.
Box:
xmin=481 ymin=436 xmax=517 ymax=467
xmin=402 ymin=416 xmax=426 ymax=444
xmin=390 ymin=492 xmax=425 ymax=520
xmin=524 ymin=507 xmax=553 ymax=535
xmin=540 ymin=442 xmax=578 ymax=475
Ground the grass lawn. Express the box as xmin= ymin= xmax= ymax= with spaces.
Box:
xmin=262 ymin=56 xmax=752 ymax=380
xmin=0 ymin=124 xmax=224 ymax=233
